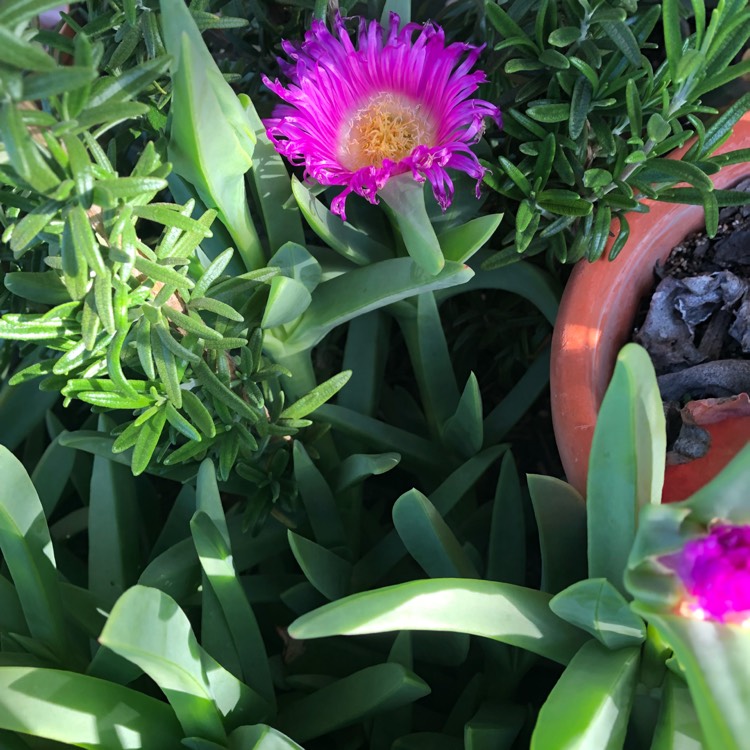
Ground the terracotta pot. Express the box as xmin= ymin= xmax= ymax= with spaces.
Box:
xmin=551 ymin=112 xmax=750 ymax=503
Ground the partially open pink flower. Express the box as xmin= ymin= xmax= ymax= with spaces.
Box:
xmin=263 ymin=13 xmax=500 ymax=220
xmin=670 ymin=524 xmax=750 ymax=624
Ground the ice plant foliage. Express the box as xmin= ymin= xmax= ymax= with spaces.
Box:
xmin=263 ymin=13 xmax=500 ymax=219
xmin=668 ymin=524 xmax=750 ymax=625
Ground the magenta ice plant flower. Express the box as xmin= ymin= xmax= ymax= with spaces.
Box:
xmin=667 ymin=523 xmax=750 ymax=625
xmin=263 ymin=13 xmax=501 ymax=220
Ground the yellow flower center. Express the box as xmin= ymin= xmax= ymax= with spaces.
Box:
xmin=338 ymin=92 xmax=436 ymax=171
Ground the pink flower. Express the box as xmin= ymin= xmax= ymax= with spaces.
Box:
xmin=263 ymin=13 xmax=501 ymax=220
xmin=670 ymin=524 xmax=750 ymax=624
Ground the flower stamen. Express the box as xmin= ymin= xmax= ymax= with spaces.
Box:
xmin=338 ymin=92 xmax=437 ymax=171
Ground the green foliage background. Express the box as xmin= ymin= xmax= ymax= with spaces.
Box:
xmin=0 ymin=0 xmax=749 ymax=747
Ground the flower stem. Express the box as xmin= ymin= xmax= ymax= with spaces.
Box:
xmin=379 ymin=175 xmax=445 ymax=276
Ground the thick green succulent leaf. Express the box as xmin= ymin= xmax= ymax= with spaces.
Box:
xmin=195 ymin=460 xmax=229 ymax=540
xmin=331 ymin=451 xmax=401 ymax=494
xmin=437 ymin=260 xmax=559 ymax=326
xmin=0 ymin=574 xmax=27 ymax=636
xmin=291 ymin=177 xmax=391 ymax=266
xmin=394 ymin=292 xmax=460 ymax=438
xmin=4 ymin=272 xmax=69 ymax=305
xmin=381 ymin=0 xmax=411 ymax=24
xmin=229 ymin=724 xmax=304 ymax=749
xmin=587 ymin=344 xmax=666 ymax=595
xmin=643 ymin=614 xmax=750 ymax=750
xmin=353 ymin=446 xmax=506 ymax=587
xmin=0 ymin=446 xmax=75 ymax=667
xmin=289 ymin=578 xmax=588 ymax=664
xmin=392 ymin=490 xmax=479 ymax=579
xmin=487 ymin=452 xmax=526 ymax=586
xmin=88 ymin=418 xmax=142 ymax=609
xmin=160 ymin=0 xmax=263 ymax=269
xmin=99 ymin=585 xmax=227 ymax=743
xmin=182 ymin=739 xmax=227 ymax=750
xmin=550 ymin=579 xmax=647 ymax=650
xmin=31 ymin=434 xmax=75 ymax=518
xmin=287 ymin=530 xmax=353 ymax=601
xmin=441 ymin=372 xmax=483 ymax=458
xmin=438 ymin=214 xmax=503 ymax=264
xmin=0 ymin=667 xmax=182 ymax=749
xmin=369 ymin=633 xmax=415 ymax=750
xmin=272 ymin=258 xmax=473 ymax=355
xmin=313 ymin=403 xmax=444 ymax=474
xmin=267 ymin=242 xmax=322 ymax=293
xmin=651 ymin=671 xmax=705 ymax=749
xmin=466 ymin=704 xmax=525 ymax=749
xmin=0 ymin=374 xmax=60 ymax=450
xmin=278 ymin=663 xmax=430 ymax=743
xmin=239 ymin=95 xmax=305 ymax=253
xmin=138 ymin=536 xmax=200 ymax=604
xmin=293 ymin=442 xmax=347 ymax=549
xmin=200 ymin=647 xmax=269 ymax=731
xmin=261 ymin=275 xmax=312 ymax=329
xmin=192 ymin=511 xmax=274 ymax=710
xmin=531 ymin=641 xmax=640 ymax=749
xmin=338 ymin=310 xmax=390 ymax=416
xmin=527 ymin=475 xmax=587 ymax=595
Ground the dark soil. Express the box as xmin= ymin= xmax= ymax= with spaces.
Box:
xmin=632 ymin=178 xmax=750 ymax=455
